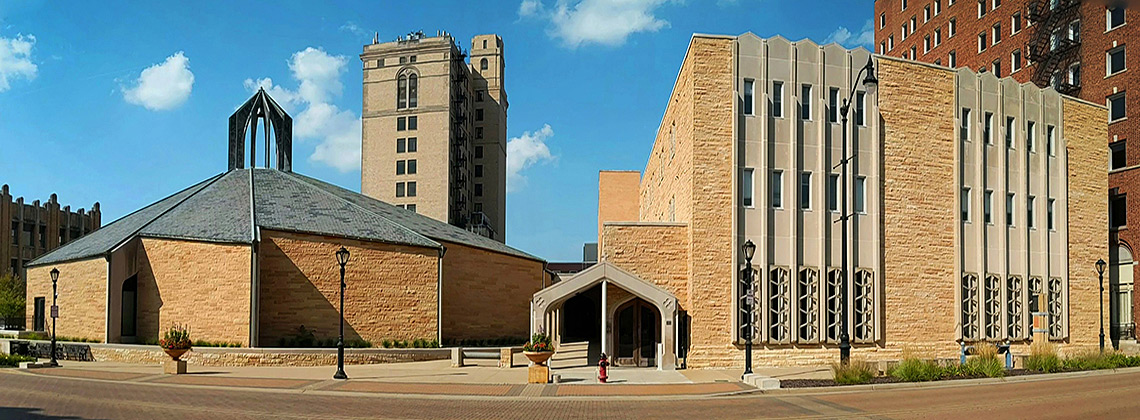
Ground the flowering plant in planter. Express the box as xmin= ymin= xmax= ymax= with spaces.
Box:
xmin=522 ymin=331 xmax=554 ymax=353
xmin=158 ymin=324 xmax=192 ymax=351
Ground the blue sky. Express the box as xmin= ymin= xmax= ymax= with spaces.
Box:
xmin=0 ymin=0 xmax=873 ymax=261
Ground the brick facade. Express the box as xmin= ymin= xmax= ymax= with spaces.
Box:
xmin=441 ymin=242 xmax=544 ymax=341
xmin=258 ymin=230 xmax=439 ymax=346
xmin=597 ymin=171 xmax=641 ymax=255
xmin=25 ymin=258 xmax=107 ymax=342
xmin=601 ymin=223 xmax=691 ymax=306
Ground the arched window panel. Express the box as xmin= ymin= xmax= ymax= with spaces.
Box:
xmin=961 ymin=273 xmax=981 ymax=341
xmin=825 ymin=268 xmax=843 ymax=343
xmin=408 ymin=74 xmax=418 ymax=108
xmin=480 ymin=58 xmax=488 ymax=70
xmin=737 ymin=267 xmax=759 ymax=343
xmin=768 ymin=267 xmax=791 ymax=344
xmin=797 ymin=268 xmax=820 ymax=343
xmin=984 ymin=274 xmax=1002 ymax=340
xmin=397 ymin=75 xmax=408 ymax=109
xmin=852 ymin=269 xmax=875 ymax=343
xmin=1006 ymin=275 xmax=1026 ymax=341
xmin=1047 ymin=277 xmax=1065 ymax=340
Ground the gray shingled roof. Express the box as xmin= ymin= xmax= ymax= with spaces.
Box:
xmin=29 ymin=168 xmax=542 ymax=266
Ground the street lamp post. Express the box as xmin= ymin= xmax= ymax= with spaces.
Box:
xmin=837 ymin=56 xmax=878 ymax=366
xmin=50 ymin=268 xmax=59 ymax=367
xmin=741 ymin=240 xmax=757 ymax=380
xmin=333 ymin=247 xmax=351 ymax=380
xmin=1097 ymin=258 xmax=1107 ymax=353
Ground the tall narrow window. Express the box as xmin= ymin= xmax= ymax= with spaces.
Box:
xmin=1108 ymin=47 xmax=1125 ymax=76
xmin=1111 ymin=140 xmax=1127 ymax=170
xmin=743 ymin=79 xmax=755 ymax=115
xmin=1108 ymin=6 xmax=1126 ymax=30
xmin=768 ymin=267 xmax=791 ymax=343
xmin=1028 ymin=196 xmax=1037 ymax=229
xmin=1006 ymin=116 xmax=1015 ymax=148
xmin=1047 ymin=125 xmax=1056 ymax=156
xmin=407 ymin=74 xmax=418 ymax=108
xmin=853 ymin=269 xmax=876 ymax=342
xmin=798 ymin=268 xmax=820 ymax=342
xmin=408 ymin=116 xmax=417 ymax=130
xmin=949 ymin=18 xmax=957 ymax=37
xmin=949 ymin=50 xmax=957 ymax=67
xmin=397 ymin=74 xmax=408 ymax=109
xmin=855 ymin=176 xmax=867 ymax=214
xmin=984 ymin=112 xmax=994 ymax=145
xmin=397 ymin=117 xmax=407 ymax=131
xmin=1110 ymin=93 xmax=1126 ymax=122
xmin=407 ymin=137 xmax=417 ymax=152
xmin=1048 ymin=198 xmax=1056 ymax=230
xmin=1007 ymin=193 xmax=1016 ymax=226
xmin=828 ymin=88 xmax=839 ymax=123
xmin=1012 ymin=12 xmax=1022 ymax=33
xmin=771 ymin=170 xmax=783 ymax=209
xmin=962 ymin=273 xmax=980 ymax=340
xmin=742 ymin=168 xmax=755 ymax=207
xmin=962 ymin=187 xmax=972 ymax=222
xmin=800 ymin=172 xmax=812 ymax=210
xmin=855 ymin=92 xmax=866 ymax=126
xmin=1111 ymin=194 xmax=1127 ymax=228
xmin=772 ymin=81 xmax=784 ymax=118
xmin=480 ymin=58 xmax=488 ymax=70
xmin=828 ymin=174 xmax=839 ymax=212
xmin=979 ymin=33 xmax=987 ymax=52
xmin=1012 ymin=50 xmax=1022 ymax=71
xmin=801 ymin=84 xmax=812 ymax=120
xmin=407 ymin=181 xmax=417 ymax=197
xmin=984 ymin=190 xmax=994 ymax=224
xmin=993 ymin=23 xmax=1002 ymax=44
xmin=1027 ymin=121 xmax=1037 ymax=152
xmin=960 ymin=108 xmax=971 ymax=142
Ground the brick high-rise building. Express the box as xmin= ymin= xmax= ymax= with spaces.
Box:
xmin=875 ymin=0 xmax=1139 ymax=345
xmin=1 ymin=185 xmax=100 ymax=280
xmin=360 ymin=31 xmax=507 ymax=242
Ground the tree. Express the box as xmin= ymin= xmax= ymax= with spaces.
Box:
xmin=0 ymin=272 xmax=25 ymax=324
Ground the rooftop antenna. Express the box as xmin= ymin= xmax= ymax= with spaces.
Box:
xmin=373 ymin=32 xmax=378 ymax=44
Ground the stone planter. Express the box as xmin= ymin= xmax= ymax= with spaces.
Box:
xmin=524 ymin=351 xmax=554 ymax=365
xmin=524 ymin=351 xmax=554 ymax=384
xmin=163 ymin=348 xmax=189 ymax=361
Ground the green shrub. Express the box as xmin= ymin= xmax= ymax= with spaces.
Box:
xmin=890 ymin=358 xmax=944 ymax=382
xmin=0 ymin=354 xmax=35 ymax=368
xmin=1025 ymin=342 xmax=1062 ymax=373
xmin=961 ymin=343 xmax=1005 ymax=378
xmin=832 ymin=360 xmax=875 ymax=385
xmin=192 ymin=340 xmax=241 ymax=348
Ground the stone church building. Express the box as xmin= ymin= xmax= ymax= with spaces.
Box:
xmin=24 ymin=90 xmax=545 ymax=347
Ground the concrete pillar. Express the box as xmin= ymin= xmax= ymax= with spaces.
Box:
xmin=601 ymin=280 xmax=608 ymax=358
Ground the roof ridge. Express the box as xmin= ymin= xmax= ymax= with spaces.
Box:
xmin=277 ymin=170 xmax=441 ymax=249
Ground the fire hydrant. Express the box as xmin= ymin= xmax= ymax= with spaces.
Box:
xmin=598 ymin=353 xmax=609 ymax=383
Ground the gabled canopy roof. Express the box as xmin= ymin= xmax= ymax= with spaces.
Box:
xmin=30 ymin=168 xmax=543 ymax=266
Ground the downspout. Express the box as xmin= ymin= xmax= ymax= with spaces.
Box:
xmin=248 ymin=169 xmax=260 ymax=348
xmin=104 ymin=253 xmax=112 ymax=344
xmin=437 ymin=245 xmax=447 ymax=345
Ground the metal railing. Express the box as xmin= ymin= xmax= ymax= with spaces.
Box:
xmin=0 ymin=317 xmax=26 ymax=331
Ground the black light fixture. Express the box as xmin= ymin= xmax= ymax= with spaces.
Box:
xmin=333 ymin=247 xmax=351 ymax=380
xmin=836 ymin=55 xmax=878 ymax=366
xmin=49 ymin=268 xmax=59 ymax=367
xmin=1097 ymin=258 xmax=1107 ymax=353
xmin=741 ymin=240 xmax=756 ymax=379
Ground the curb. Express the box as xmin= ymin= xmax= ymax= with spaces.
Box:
xmin=758 ymin=366 xmax=1140 ymax=395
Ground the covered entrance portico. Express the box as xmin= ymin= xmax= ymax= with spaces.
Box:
xmin=531 ymin=262 xmax=678 ymax=370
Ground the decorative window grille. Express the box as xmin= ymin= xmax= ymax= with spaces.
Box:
xmin=768 ymin=267 xmax=791 ymax=344
xmin=961 ymin=273 xmax=981 ymax=341
xmin=1006 ymin=276 xmax=1025 ymax=340
xmin=984 ymin=274 xmax=1002 ymax=340
xmin=1029 ymin=276 xmax=1043 ymax=298
xmin=738 ymin=267 xmax=758 ymax=343
xmin=853 ymin=269 xmax=875 ymax=343
xmin=1048 ymin=277 xmax=1064 ymax=339
xmin=825 ymin=269 xmax=843 ymax=343
xmin=798 ymin=268 xmax=820 ymax=342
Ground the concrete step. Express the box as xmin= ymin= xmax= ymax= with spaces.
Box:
xmin=1117 ymin=340 xmax=1140 ymax=355
xmin=19 ymin=361 xmax=54 ymax=369
xmin=552 ymin=341 xmax=590 ymax=369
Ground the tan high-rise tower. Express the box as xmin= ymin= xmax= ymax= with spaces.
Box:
xmin=360 ymin=31 xmax=507 ymax=242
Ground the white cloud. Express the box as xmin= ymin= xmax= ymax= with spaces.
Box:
xmin=507 ymin=124 xmax=557 ymax=192
xmin=824 ymin=19 xmax=875 ymax=49
xmin=244 ymin=47 xmax=361 ymax=172
xmin=521 ymin=0 xmax=672 ymax=48
xmin=339 ymin=22 xmax=369 ymax=38
xmin=123 ymin=51 xmax=194 ymax=110
xmin=0 ymin=33 xmax=37 ymax=92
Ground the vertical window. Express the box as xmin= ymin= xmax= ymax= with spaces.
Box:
xmin=407 ymin=137 xmax=417 ymax=152
xmin=960 ymin=108 xmax=971 ymax=142
xmin=902 ymin=0 xmax=908 ymax=9
xmin=889 ymin=35 xmax=895 ymax=51
xmin=1069 ymin=20 xmax=1080 ymax=42
xmin=476 ymin=90 xmax=485 ymax=102
xmin=772 ymin=81 xmax=784 ymax=118
xmin=1108 ymin=6 xmax=1126 ymax=31
xmin=406 ymin=204 xmax=416 ymax=213
xmin=1069 ymin=63 xmax=1080 ymax=86
xmin=476 ymin=127 xmax=484 ymax=139
xmin=1047 ymin=125 xmax=1056 ymax=156
xmin=984 ymin=112 xmax=994 ymax=144
xmin=801 ymin=84 xmax=812 ymax=120
xmin=1111 ymin=194 xmax=1127 ymax=228
xmin=855 ymin=92 xmax=866 ymax=126
xmin=1048 ymin=198 xmax=1056 ymax=230
xmin=949 ymin=50 xmax=957 ymax=67
xmin=800 ymin=172 xmax=812 ymax=210
xmin=828 ymin=87 xmax=839 ymax=123
xmin=476 ymin=108 xmax=484 ymax=121
xmin=935 ymin=29 xmax=942 ymax=46
xmin=993 ymin=0 xmax=1000 ymax=8
xmin=396 ymin=160 xmax=406 ymax=175
xmin=925 ymin=36 xmax=931 ymax=53
xmin=1012 ymin=50 xmax=1023 ymax=71
xmin=993 ymin=23 xmax=1002 ymax=44
xmin=396 ymin=182 xmax=406 ymax=197
xmin=1028 ymin=196 xmax=1037 ymax=229
xmin=949 ymin=18 xmax=957 ymax=37
xmin=475 ymin=184 xmax=483 ymax=197
xmin=979 ymin=33 xmax=987 ymax=52
xmin=985 ymin=190 xmax=994 ymax=224
xmin=1027 ymin=121 xmax=1037 ymax=152
xmin=1006 ymin=117 xmax=1015 ymax=148
xmin=407 ymin=182 xmax=417 ymax=197
xmin=475 ymin=145 xmax=483 ymax=158
xmin=935 ymin=0 xmax=942 ymax=15
xmin=855 ymin=176 xmax=867 ymax=214
xmin=407 ymin=74 xmax=418 ymax=108
xmin=911 ymin=16 xmax=917 ymax=33
xmin=828 ymin=174 xmax=839 ymax=212
xmin=880 ymin=13 xmax=886 ymax=28
xmin=911 ymin=45 xmax=917 ymax=59
xmin=475 ymin=164 xmax=484 ymax=177
xmin=743 ymin=79 xmax=755 ymax=115
xmin=408 ymin=116 xmax=417 ymax=130
xmin=480 ymin=58 xmax=488 ymax=70
xmin=962 ymin=187 xmax=972 ymax=222
xmin=407 ymin=159 xmax=417 ymax=174
xmin=925 ymin=5 xmax=931 ymax=22
xmin=1110 ymin=93 xmax=1126 ymax=122
xmin=1007 ymin=193 xmax=1016 ymax=226
xmin=993 ymin=59 xmax=1002 ymax=77
xmin=903 ymin=24 xmax=909 ymax=40
xmin=397 ymin=117 xmax=407 ymax=131
xmin=1012 ymin=12 xmax=1022 ymax=33
xmin=397 ymin=74 xmax=408 ymax=109
xmin=742 ymin=168 xmax=754 ymax=207
xmin=397 ymin=138 xmax=406 ymax=153
xmin=771 ymin=170 xmax=783 ymax=209
xmin=1108 ymin=47 xmax=1126 ymax=76
xmin=1111 ymin=140 xmax=1127 ymax=170
xmin=33 ymin=297 xmax=45 ymax=332
xmin=978 ymin=0 xmax=986 ymax=17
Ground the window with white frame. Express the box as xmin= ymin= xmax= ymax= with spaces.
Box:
xmin=1012 ymin=49 xmax=1023 ymax=72
xmin=828 ymin=174 xmax=839 ymax=212
xmin=742 ymin=168 xmax=755 ymax=207
xmin=880 ymin=13 xmax=886 ymax=28
xmin=889 ymin=35 xmax=895 ymax=51
xmin=801 ymin=84 xmax=812 ymax=120
xmin=1047 ymin=125 xmax=1056 ymax=155
xmin=855 ymin=176 xmax=867 ymax=214
xmin=1111 ymin=140 xmax=1127 ymax=170
xmin=1012 ymin=12 xmax=1022 ymax=33
xmin=993 ymin=23 xmax=1002 ymax=45
xmin=800 ymin=172 xmax=812 ymax=210
xmin=1110 ymin=93 xmax=1126 ymax=122
xmin=1108 ymin=47 xmax=1126 ymax=76
xmin=925 ymin=36 xmax=931 ymax=53
xmin=902 ymin=24 xmax=909 ymax=40
xmin=935 ymin=0 xmax=942 ymax=15
xmin=1069 ymin=62 xmax=1080 ymax=86
xmin=925 ymin=5 xmax=931 ymax=22
xmin=902 ymin=0 xmax=908 ymax=10
xmin=771 ymin=170 xmax=783 ymax=209
xmin=993 ymin=0 xmax=1000 ymax=9
xmin=949 ymin=50 xmax=957 ymax=67
xmin=978 ymin=0 xmax=986 ymax=17
xmin=935 ymin=28 xmax=943 ymax=46
xmin=1069 ymin=20 xmax=1080 ymax=42
xmin=1028 ymin=195 xmax=1037 ymax=229
xmin=979 ymin=32 xmax=987 ymax=52
xmin=961 ymin=107 xmax=971 ymax=142
xmin=1028 ymin=121 xmax=1037 ymax=152
xmin=1006 ymin=116 xmax=1015 ymax=148
xmin=829 ymin=87 xmax=839 ymax=123
xmin=984 ymin=112 xmax=994 ymax=144
xmin=985 ymin=190 xmax=994 ymax=224
xmin=993 ymin=59 xmax=1002 ymax=77
xmin=1048 ymin=198 xmax=1056 ymax=230
xmin=911 ymin=46 xmax=917 ymax=59
xmin=743 ymin=79 xmax=755 ymax=115
xmin=772 ymin=81 xmax=784 ymax=118
xmin=949 ymin=18 xmax=957 ymax=37
xmin=911 ymin=16 xmax=917 ymax=33
xmin=1108 ymin=6 xmax=1126 ymax=31
xmin=962 ymin=187 xmax=972 ymax=222
xmin=880 ymin=42 xmax=886 ymax=54
xmin=1007 ymin=192 xmax=1016 ymax=226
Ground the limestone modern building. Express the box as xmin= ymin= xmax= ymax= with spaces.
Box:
xmin=24 ymin=90 xmax=543 ymax=347
xmin=360 ymin=31 xmax=507 ymax=242
xmin=533 ymin=33 xmax=1108 ymax=369
xmin=874 ymin=0 xmax=1139 ymax=345
xmin=2 ymin=186 xmax=100 ymax=281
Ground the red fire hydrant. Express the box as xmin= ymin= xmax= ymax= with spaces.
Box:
xmin=598 ymin=353 xmax=609 ymax=383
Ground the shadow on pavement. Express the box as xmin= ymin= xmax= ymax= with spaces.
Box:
xmin=0 ymin=407 xmax=104 ymax=420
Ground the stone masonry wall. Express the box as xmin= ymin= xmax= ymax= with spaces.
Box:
xmin=441 ymin=242 xmax=544 ymax=341
xmin=597 ymin=171 xmax=641 ymax=254
xmin=25 ymin=258 xmax=107 ymax=342
xmin=601 ymin=223 xmax=691 ymax=306
xmin=1063 ymin=97 xmax=1110 ymax=351
xmin=136 ymin=238 xmax=251 ymax=346
xmin=258 ymin=230 xmax=438 ymax=346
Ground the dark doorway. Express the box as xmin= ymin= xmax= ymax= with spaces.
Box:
xmin=615 ymin=299 xmax=659 ymax=367
xmin=561 ymin=284 xmax=602 ymax=364
xmin=121 ymin=275 xmax=138 ymax=340
xmin=33 ymin=297 xmax=45 ymax=332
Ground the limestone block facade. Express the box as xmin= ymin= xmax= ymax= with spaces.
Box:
xmin=585 ymin=33 xmax=1108 ymax=368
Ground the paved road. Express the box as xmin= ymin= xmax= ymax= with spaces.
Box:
xmin=1 ymin=368 xmax=1137 ymax=419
